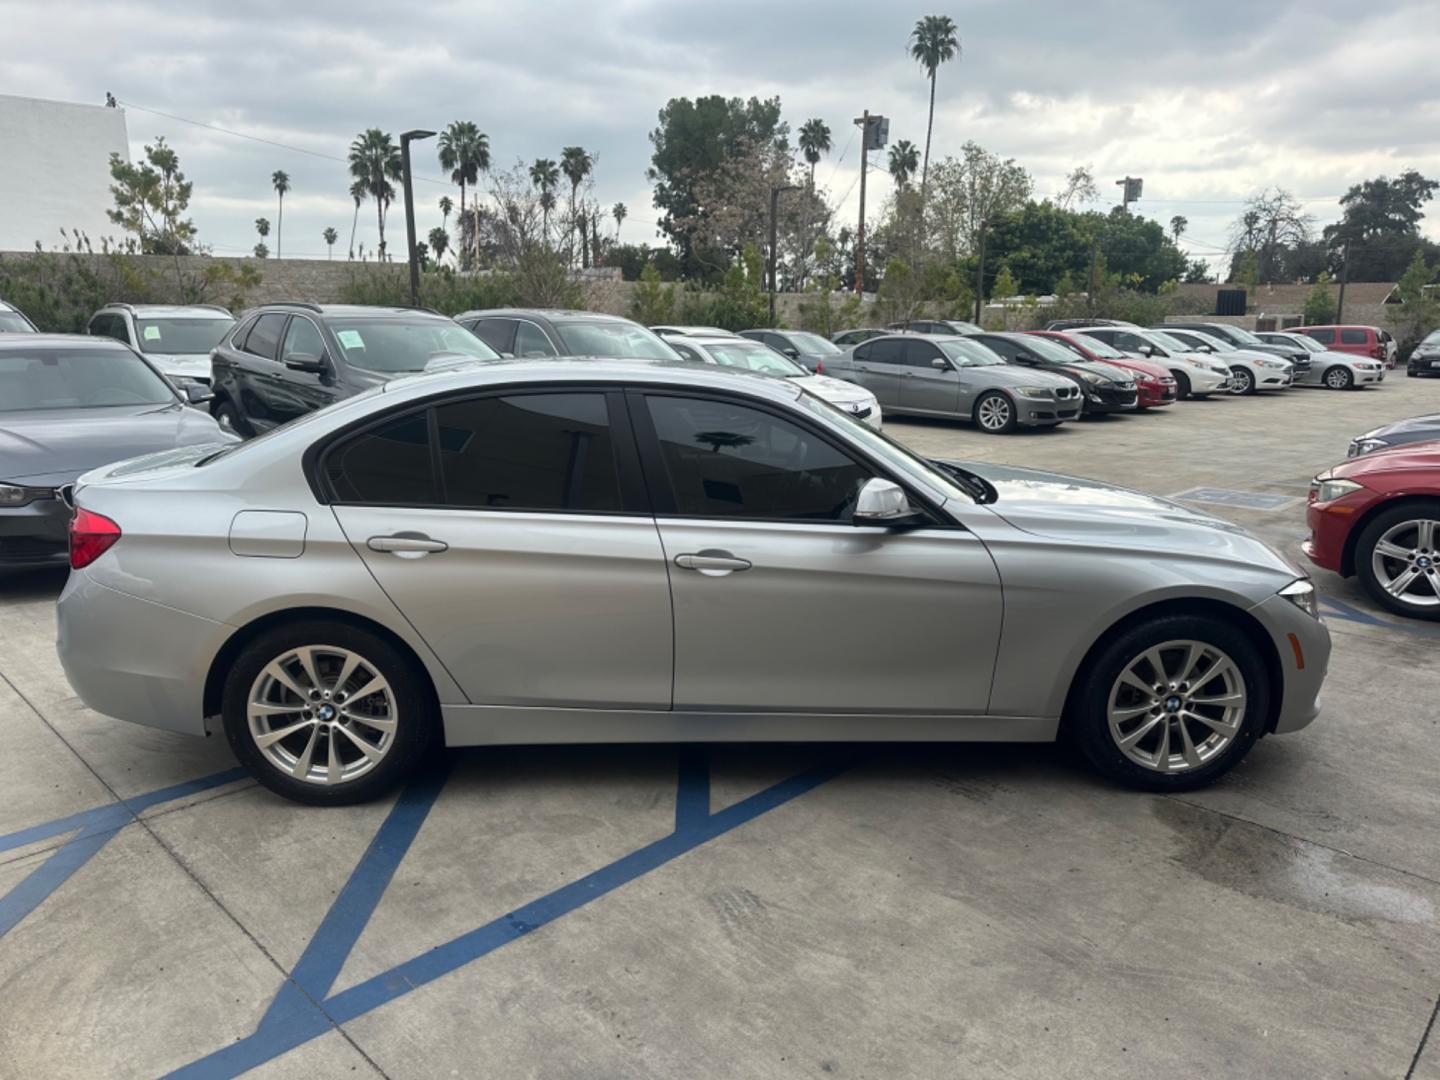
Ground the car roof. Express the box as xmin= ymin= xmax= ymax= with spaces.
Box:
xmin=249 ymin=303 xmax=449 ymax=318
xmin=0 ymin=333 xmax=130 ymax=351
xmin=453 ymin=308 xmax=636 ymax=324
xmin=1295 ymin=324 xmax=1377 ymax=331
xmin=100 ymin=304 xmax=234 ymax=319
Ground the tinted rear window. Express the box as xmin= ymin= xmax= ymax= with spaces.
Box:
xmin=1340 ymin=329 xmax=1368 ymax=345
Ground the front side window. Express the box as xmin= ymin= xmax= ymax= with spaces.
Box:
xmin=468 ymin=318 xmax=515 ymax=354
xmin=135 ymin=317 xmax=235 ymax=355
xmin=671 ymin=342 xmax=703 ymax=363
xmin=938 ymin=339 xmax=1005 ymax=367
xmin=514 ymin=321 xmax=557 ymax=358
xmin=0 ymin=346 xmax=177 ymax=411
xmin=1340 ymin=328 xmax=1368 ymax=345
xmin=0 ymin=311 xmax=34 ymax=333
xmin=902 ymin=339 xmax=945 ymax=367
xmin=436 ymin=393 xmax=621 ymax=512
xmin=329 ymin=317 xmax=499 ymax=373
xmin=645 ymin=395 xmax=870 ymax=522
xmin=281 ymin=317 xmax=326 ymax=361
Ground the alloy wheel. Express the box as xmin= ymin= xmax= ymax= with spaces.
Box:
xmin=1324 ymin=367 xmax=1351 ymax=389
xmin=1229 ymin=368 xmax=1252 ymax=395
xmin=246 ymin=645 xmax=398 ymax=785
xmin=977 ymin=395 xmax=1012 ymax=431
xmin=1371 ymin=520 xmax=1440 ymax=610
xmin=1106 ymin=640 xmax=1245 ymax=773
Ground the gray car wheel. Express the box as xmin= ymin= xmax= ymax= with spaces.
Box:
xmin=1228 ymin=366 xmax=1255 ymax=395
xmin=1323 ymin=365 xmax=1353 ymax=390
xmin=223 ymin=621 xmax=437 ymax=804
xmin=974 ymin=391 xmax=1017 ymax=434
xmin=1070 ymin=614 xmax=1268 ymax=791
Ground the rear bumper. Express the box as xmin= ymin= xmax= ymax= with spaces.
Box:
xmin=0 ymin=497 xmax=70 ymax=569
xmin=57 ymin=572 xmax=226 ymax=736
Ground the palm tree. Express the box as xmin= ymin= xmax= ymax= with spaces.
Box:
xmin=612 ymin=202 xmax=627 ymax=242
xmin=909 ymin=14 xmax=960 ymax=200
xmin=439 ymin=195 xmax=453 ymax=233
xmin=530 ymin=158 xmax=560 ymax=241
xmin=322 ymin=226 xmax=338 ymax=259
xmin=888 ymin=140 xmax=919 ymax=190
xmin=436 ymin=121 xmax=490 ymax=264
xmin=428 ymin=226 xmax=449 ymax=264
xmin=560 ymin=146 xmax=594 ymax=266
xmin=254 ymin=217 xmax=270 ymax=259
xmin=271 ymin=170 xmax=290 ymax=259
xmin=798 ymin=118 xmax=832 ymax=188
xmin=348 ymin=128 xmax=402 ymax=260
xmin=347 ymin=180 xmax=366 ymax=260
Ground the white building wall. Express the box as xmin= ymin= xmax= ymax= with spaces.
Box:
xmin=0 ymin=94 xmax=130 ymax=251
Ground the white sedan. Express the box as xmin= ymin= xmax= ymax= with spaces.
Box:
xmin=1256 ymin=331 xmax=1385 ymax=390
xmin=1159 ymin=328 xmax=1293 ymax=395
xmin=1070 ymin=327 xmax=1232 ymax=400
xmin=665 ymin=334 xmax=883 ymax=427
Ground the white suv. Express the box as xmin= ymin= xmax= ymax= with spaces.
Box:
xmin=87 ymin=304 xmax=237 ymax=390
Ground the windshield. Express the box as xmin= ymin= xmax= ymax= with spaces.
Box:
xmin=0 ymin=312 xmax=35 ymax=333
xmin=939 ymin=338 xmax=1005 ymax=367
xmin=1222 ymin=325 xmax=1264 ymax=345
xmin=136 ymin=317 xmax=235 ymax=355
xmin=555 ymin=321 xmax=680 ymax=360
xmin=0 ymin=347 xmax=178 ymax=410
xmin=1057 ymin=333 xmax=1121 ymax=359
xmin=1145 ymin=330 xmax=1193 ymax=353
xmin=703 ymin=341 xmax=807 ymax=377
xmin=784 ymin=331 xmax=842 ymax=355
xmin=1017 ymin=335 xmax=1086 ymax=364
xmin=1169 ymin=330 xmax=1231 ymax=353
xmin=1282 ymin=335 xmax=1323 ymax=352
xmin=329 ymin=318 xmax=498 ymax=373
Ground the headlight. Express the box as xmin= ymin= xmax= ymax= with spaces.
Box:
xmin=1259 ymin=358 xmax=1285 ymax=369
xmin=0 ymin=483 xmax=47 ymax=507
xmin=1080 ymin=371 xmax=1104 ymax=384
xmin=1312 ymin=477 xmax=1363 ymax=503
xmin=1015 ymin=386 xmax=1052 ymax=399
xmin=1279 ymin=579 xmax=1319 ymax=619
xmin=1353 ymin=438 xmax=1389 ymax=456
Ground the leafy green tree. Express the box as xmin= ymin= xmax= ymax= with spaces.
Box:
xmin=1387 ymin=249 xmax=1440 ymax=354
xmin=888 ymin=140 xmax=919 ymax=191
xmin=1302 ymin=271 xmax=1336 ymax=324
xmin=909 ymin=14 xmax=960 ymax=200
xmin=271 ymin=170 xmax=290 ymax=259
xmin=1324 ymin=171 xmax=1440 ymax=281
xmin=1231 ymin=249 xmax=1260 ymax=296
xmin=106 ymin=136 xmax=197 ymax=255
xmin=990 ymin=263 xmax=1018 ymax=327
xmin=253 ymin=243 xmax=269 ymax=259
xmin=647 ymin=94 xmax=788 ymax=278
xmin=349 ymin=129 xmax=402 ymax=260
xmin=322 ymin=226 xmax=338 ymax=259
xmin=1095 ymin=208 xmax=1187 ymax=292
xmin=631 ymin=261 xmax=678 ymax=324
xmin=1183 ymin=258 xmax=1212 ymax=284
xmin=798 ymin=118 xmax=832 ymax=188
xmin=924 ymin=143 xmax=1032 ymax=263
xmin=1227 ymin=188 xmax=1310 ymax=283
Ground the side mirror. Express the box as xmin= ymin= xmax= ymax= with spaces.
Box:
xmin=783 ymin=347 xmax=800 ymax=360
xmin=1138 ymin=344 xmax=1154 ymax=356
xmin=853 ymin=478 xmax=924 ymax=526
xmin=283 ymin=352 xmax=327 ymax=373
xmin=931 ymin=357 xmax=950 ymax=370
xmin=183 ymin=383 xmax=215 ymax=404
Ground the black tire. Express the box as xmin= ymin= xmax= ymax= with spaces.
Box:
xmin=1172 ymin=370 xmax=1191 ymax=400
xmin=1354 ymin=500 xmax=1440 ymax=622
xmin=1068 ymin=614 xmax=1270 ymax=792
xmin=212 ymin=398 xmax=253 ymax=439
xmin=222 ymin=620 xmax=438 ymax=805
xmin=1322 ymin=365 xmax=1353 ymax=391
xmin=1229 ymin=366 xmax=1256 ymax=395
xmin=973 ymin=391 xmax=1018 ymax=434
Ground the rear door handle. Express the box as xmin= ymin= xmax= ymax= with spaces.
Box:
xmin=367 ymin=534 xmax=449 ymax=556
xmin=675 ymin=550 xmax=752 ymax=575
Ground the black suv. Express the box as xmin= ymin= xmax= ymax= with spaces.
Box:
xmin=972 ymin=332 xmax=1139 ymax=414
xmin=210 ymin=303 xmax=498 ymax=435
xmin=455 ymin=308 xmax=681 ymax=360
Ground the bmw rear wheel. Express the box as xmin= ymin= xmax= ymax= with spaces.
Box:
xmin=223 ymin=621 xmax=437 ymax=804
xmin=974 ymin=391 xmax=1017 ymax=434
xmin=1355 ymin=501 xmax=1440 ymax=621
xmin=1071 ymin=614 xmax=1268 ymax=790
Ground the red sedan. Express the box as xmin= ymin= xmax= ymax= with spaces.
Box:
xmin=1305 ymin=441 xmax=1440 ymax=620
xmin=1025 ymin=330 xmax=1176 ymax=408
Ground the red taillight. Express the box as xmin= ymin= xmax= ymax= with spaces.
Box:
xmin=69 ymin=508 xmax=121 ymax=569
xmin=1370 ymin=344 xmax=1384 ymax=360
xmin=815 ymin=360 xmax=824 ymax=374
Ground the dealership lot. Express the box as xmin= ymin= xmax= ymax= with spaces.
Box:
xmin=3 ymin=379 xmax=1440 ymax=1078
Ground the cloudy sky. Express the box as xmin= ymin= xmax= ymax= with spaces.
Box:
xmin=4 ymin=0 xmax=1439 ymax=271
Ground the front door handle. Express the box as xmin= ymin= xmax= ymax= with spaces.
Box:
xmin=367 ymin=533 xmax=449 ymax=557
xmin=675 ymin=550 xmax=752 ymax=575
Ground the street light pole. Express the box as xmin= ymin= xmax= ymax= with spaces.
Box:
xmin=768 ymin=183 xmax=799 ymax=325
xmin=400 ymin=129 xmax=436 ymax=307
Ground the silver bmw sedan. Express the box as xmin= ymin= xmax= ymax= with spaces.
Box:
xmin=56 ymin=359 xmax=1330 ymax=805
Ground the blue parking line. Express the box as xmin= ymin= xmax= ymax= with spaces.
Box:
xmin=674 ymin=747 xmax=711 ymax=832
xmin=0 ymin=768 xmax=248 ymax=940
xmin=166 ymin=757 xmax=848 ymax=1079
xmin=1320 ymin=594 xmax=1437 ymax=636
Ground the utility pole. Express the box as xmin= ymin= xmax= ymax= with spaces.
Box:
xmin=1115 ymin=176 xmax=1143 ymax=214
xmin=768 ymin=183 xmax=799 ymax=325
xmin=399 ymin=129 xmax=436 ymax=307
xmin=1088 ymin=238 xmax=1099 ymax=317
xmin=1335 ymin=238 xmax=1351 ymax=323
xmin=973 ymin=219 xmax=988 ymax=324
xmin=852 ymin=111 xmax=888 ymax=295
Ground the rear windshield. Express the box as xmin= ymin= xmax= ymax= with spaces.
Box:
xmin=136 ymin=317 xmax=235 ymax=355
xmin=554 ymin=321 xmax=680 ymax=360
xmin=0 ymin=347 xmax=177 ymax=410
xmin=328 ymin=318 xmax=499 ymax=373
xmin=703 ymin=340 xmax=806 ymax=377
xmin=0 ymin=312 xmax=35 ymax=333
xmin=784 ymin=331 xmax=842 ymax=355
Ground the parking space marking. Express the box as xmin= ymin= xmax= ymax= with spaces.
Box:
xmin=1171 ymin=487 xmax=1300 ymax=510
xmin=0 ymin=768 xmax=246 ymax=937
xmin=1320 ymin=594 xmax=1439 ymax=637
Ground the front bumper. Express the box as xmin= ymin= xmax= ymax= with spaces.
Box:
xmin=57 ymin=572 xmax=229 ymax=735
xmin=0 ymin=494 xmax=70 ymax=568
xmin=1258 ymin=368 xmax=1293 ymax=388
xmin=1082 ymin=385 xmax=1140 ymax=413
xmin=1136 ymin=381 xmax=1177 ymax=407
xmin=1015 ymin=392 xmax=1082 ymax=426
xmin=1248 ymin=592 xmax=1331 ymax=735
xmin=1190 ymin=368 xmax=1231 ymax=394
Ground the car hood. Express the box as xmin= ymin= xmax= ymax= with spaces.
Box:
xmin=1105 ymin=356 xmax=1170 ymax=381
xmin=1222 ymin=348 xmax=1284 ymax=365
xmin=794 ymin=373 xmax=873 ymax=402
xmin=140 ymin=352 xmax=212 ymax=377
xmin=951 ymin=460 xmax=1301 ymax=577
xmin=1357 ymin=413 xmax=1440 ymax=441
xmin=0 ymin=404 xmax=234 ymax=485
xmin=1069 ymin=361 xmax=1133 ymax=384
xmin=983 ymin=366 xmax=1075 ymax=390
xmin=1328 ymin=440 xmax=1440 ymax=479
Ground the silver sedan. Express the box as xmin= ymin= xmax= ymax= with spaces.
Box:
xmin=57 ymin=359 xmax=1330 ymax=804
xmin=822 ymin=333 xmax=1081 ymax=433
xmin=1256 ymin=331 xmax=1385 ymax=390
